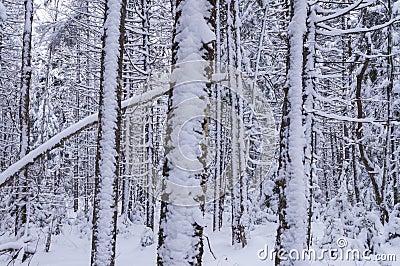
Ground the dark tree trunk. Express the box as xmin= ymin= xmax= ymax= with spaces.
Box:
xmin=15 ymin=0 xmax=34 ymax=238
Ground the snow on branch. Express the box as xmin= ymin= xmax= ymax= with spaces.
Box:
xmin=0 ymin=86 xmax=168 ymax=189
xmin=0 ymin=236 xmax=33 ymax=252
xmin=306 ymin=108 xmax=400 ymax=125
xmin=315 ymin=0 xmax=372 ymax=23
xmin=317 ymin=17 xmax=400 ymax=36
xmin=0 ymin=236 xmax=34 ymax=263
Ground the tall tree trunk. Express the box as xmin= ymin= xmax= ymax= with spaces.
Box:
xmin=73 ymin=90 xmax=80 ymax=213
xmin=355 ymin=40 xmax=388 ymax=224
xmin=90 ymin=0 xmax=127 ymax=264
xmin=383 ymin=0 xmax=396 ymax=209
xmin=227 ymin=0 xmax=247 ymax=248
xmin=303 ymin=4 xmax=316 ymax=249
xmin=15 ymin=0 xmax=34 ymax=238
xmin=275 ymin=0 xmax=308 ymax=264
xmin=157 ymin=0 xmax=215 ymax=264
xmin=212 ymin=0 xmax=222 ymax=233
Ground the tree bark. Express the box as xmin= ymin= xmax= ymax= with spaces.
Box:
xmin=15 ymin=0 xmax=34 ymax=238
xmin=275 ymin=0 xmax=308 ymax=264
xmin=157 ymin=0 xmax=216 ymax=264
xmin=90 ymin=0 xmax=127 ymax=264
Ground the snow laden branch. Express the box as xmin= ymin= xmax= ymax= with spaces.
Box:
xmin=313 ymin=0 xmax=400 ymax=36
xmin=317 ymin=17 xmax=400 ymax=36
xmin=315 ymin=0 xmax=372 ymax=23
xmin=0 ymin=236 xmax=34 ymax=263
xmin=0 ymin=87 xmax=168 ymax=189
xmin=305 ymin=108 xmax=400 ymax=125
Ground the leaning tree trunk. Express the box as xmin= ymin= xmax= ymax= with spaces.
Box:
xmin=90 ymin=0 xmax=127 ymax=265
xmin=156 ymin=0 xmax=215 ymax=265
xmin=355 ymin=40 xmax=389 ymax=224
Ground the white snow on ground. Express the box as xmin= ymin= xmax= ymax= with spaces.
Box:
xmin=2 ymin=212 xmax=399 ymax=265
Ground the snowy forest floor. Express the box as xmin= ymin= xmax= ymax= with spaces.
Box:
xmin=1 ymin=210 xmax=399 ymax=266
xmin=19 ymin=221 xmax=276 ymax=266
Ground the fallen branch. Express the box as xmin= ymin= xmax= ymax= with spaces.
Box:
xmin=203 ymin=234 xmax=217 ymax=260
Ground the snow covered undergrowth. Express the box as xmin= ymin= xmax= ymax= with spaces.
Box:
xmin=0 ymin=216 xmax=275 ymax=266
xmin=1 ymin=212 xmax=399 ymax=265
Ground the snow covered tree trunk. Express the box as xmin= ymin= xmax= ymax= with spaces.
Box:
xmin=383 ymin=0 xmax=397 ymax=210
xmin=212 ymin=0 xmax=222 ymax=233
xmin=121 ymin=118 xmax=130 ymax=219
xmin=157 ymin=0 xmax=215 ymax=264
xmin=275 ymin=0 xmax=308 ymax=264
xmin=73 ymin=27 xmax=82 ymax=213
xmin=73 ymin=89 xmax=80 ymax=213
xmin=227 ymin=0 xmax=248 ymax=248
xmin=15 ymin=0 xmax=34 ymax=238
xmin=146 ymin=108 xmax=156 ymax=230
xmin=140 ymin=0 xmax=155 ymax=230
xmin=212 ymin=0 xmax=228 ymax=233
xmin=90 ymin=0 xmax=127 ymax=264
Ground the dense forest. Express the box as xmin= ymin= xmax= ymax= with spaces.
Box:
xmin=0 ymin=0 xmax=399 ymax=265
